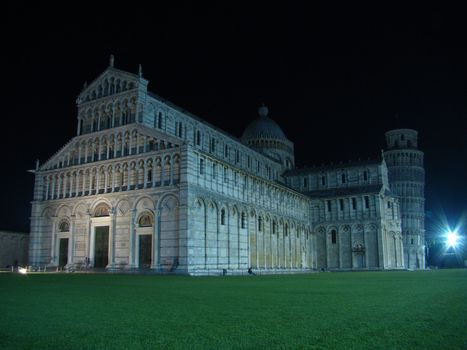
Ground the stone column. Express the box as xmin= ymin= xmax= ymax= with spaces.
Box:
xmin=107 ymin=209 xmax=116 ymax=270
xmin=68 ymin=215 xmax=76 ymax=267
xmin=87 ymin=212 xmax=92 ymax=265
xmin=50 ymin=217 xmax=57 ymax=266
xmin=128 ymin=209 xmax=137 ymax=269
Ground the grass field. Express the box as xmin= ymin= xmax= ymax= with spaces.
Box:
xmin=0 ymin=270 xmax=466 ymax=349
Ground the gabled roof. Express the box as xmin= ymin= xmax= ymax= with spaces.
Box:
xmin=77 ymin=66 xmax=147 ymax=102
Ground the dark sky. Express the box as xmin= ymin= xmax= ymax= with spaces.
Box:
xmin=4 ymin=2 xmax=466 ymax=234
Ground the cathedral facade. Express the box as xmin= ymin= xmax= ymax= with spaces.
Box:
xmin=28 ymin=59 xmax=425 ymax=274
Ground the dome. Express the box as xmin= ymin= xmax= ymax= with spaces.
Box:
xmin=241 ymin=105 xmax=287 ymax=141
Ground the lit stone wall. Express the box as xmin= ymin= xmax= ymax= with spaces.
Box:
xmin=0 ymin=231 xmax=29 ymax=267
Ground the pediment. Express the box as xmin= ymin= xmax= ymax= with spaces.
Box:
xmin=76 ymin=67 xmax=148 ymax=105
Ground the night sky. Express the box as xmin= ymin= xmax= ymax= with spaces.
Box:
xmin=4 ymin=2 xmax=466 ymax=234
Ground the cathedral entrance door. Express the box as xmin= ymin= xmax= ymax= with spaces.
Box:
xmin=58 ymin=238 xmax=69 ymax=267
xmin=357 ymin=254 xmax=365 ymax=268
xmin=94 ymin=226 xmax=109 ymax=268
xmin=139 ymin=234 xmax=152 ymax=269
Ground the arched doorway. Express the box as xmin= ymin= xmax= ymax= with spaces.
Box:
xmin=92 ymin=204 xmax=110 ymax=268
xmin=136 ymin=213 xmax=154 ymax=269
xmin=57 ymin=219 xmax=70 ymax=268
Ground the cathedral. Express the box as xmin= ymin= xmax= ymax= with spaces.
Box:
xmin=28 ymin=58 xmax=426 ymax=275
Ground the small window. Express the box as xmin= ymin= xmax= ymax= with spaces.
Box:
xmin=147 ymin=169 xmax=153 ymax=182
xmin=284 ymin=224 xmax=289 ymax=237
xmin=352 ymin=198 xmax=357 ymax=210
xmin=221 ymin=209 xmax=226 ymax=226
xmin=224 ymin=145 xmax=229 ymax=158
xmin=223 ymin=167 xmax=228 ymax=183
xmin=339 ymin=199 xmax=344 ymax=211
xmin=157 ymin=112 xmax=163 ymax=129
xmin=327 ymin=200 xmax=332 ymax=212
xmin=235 ymin=150 xmax=240 ymax=163
xmin=210 ymin=138 xmax=216 ymax=153
xmin=363 ymin=171 xmax=368 ymax=181
xmin=303 ymin=178 xmax=308 ymax=188
xmin=247 ymin=156 xmax=251 ymax=168
xmin=258 ymin=216 xmax=262 ymax=232
xmin=331 ymin=230 xmax=337 ymax=244
xmin=387 ymin=201 xmax=391 ymax=209
xmin=196 ymin=130 xmax=201 ymax=146
xmin=321 ymin=176 xmax=326 ymax=186
xmin=273 ymin=221 xmax=277 ymax=234
xmin=212 ymin=164 xmax=217 ymax=179
xmin=199 ymin=158 xmax=205 ymax=175
xmin=341 ymin=173 xmax=346 ymax=184
xmin=411 ymin=238 xmax=414 ymax=245
xmin=364 ymin=196 xmax=369 ymax=209
xmin=241 ymin=212 xmax=246 ymax=229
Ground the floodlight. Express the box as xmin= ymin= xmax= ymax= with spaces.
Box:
xmin=446 ymin=232 xmax=458 ymax=248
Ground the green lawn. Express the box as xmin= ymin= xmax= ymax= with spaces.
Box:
xmin=0 ymin=270 xmax=466 ymax=350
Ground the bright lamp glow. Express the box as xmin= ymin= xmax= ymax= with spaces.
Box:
xmin=18 ymin=267 xmax=28 ymax=275
xmin=446 ymin=232 xmax=458 ymax=248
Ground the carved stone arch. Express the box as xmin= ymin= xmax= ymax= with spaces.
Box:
xmin=156 ymin=193 xmax=179 ymax=211
xmin=366 ymin=223 xmax=378 ymax=231
xmin=72 ymin=203 xmax=88 ymax=218
xmin=341 ymin=224 xmax=351 ymax=233
xmin=249 ymin=208 xmax=256 ymax=217
xmin=41 ymin=207 xmax=55 ymax=219
xmin=327 ymin=225 xmax=338 ymax=234
xmin=230 ymin=205 xmax=238 ymax=217
xmin=90 ymin=198 xmax=113 ymax=214
xmin=265 ymin=214 xmax=271 ymax=223
xmin=133 ymin=195 xmax=155 ymax=212
xmin=191 ymin=197 xmax=205 ymax=212
xmin=55 ymin=204 xmax=72 ymax=218
xmin=352 ymin=224 xmax=363 ymax=232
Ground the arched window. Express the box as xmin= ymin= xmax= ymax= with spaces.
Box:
xmin=221 ymin=209 xmax=226 ymax=226
xmin=138 ymin=214 xmax=153 ymax=227
xmin=363 ymin=170 xmax=368 ymax=181
xmin=94 ymin=204 xmax=110 ymax=217
xmin=258 ymin=216 xmax=263 ymax=232
xmin=284 ymin=224 xmax=289 ymax=237
xmin=241 ymin=212 xmax=246 ymax=229
xmin=59 ymin=220 xmax=70 ymax=232
xmin=331 ymin=230 xmax=337 ymax=244
xmin=158 ymin=112 xmax=163 ymax=129
xmin=321 ymin=175 xmax=326 ymax=186
xmin=341 ymin=173 xmax=346 ymax=184
xmin=272 ymin=221 xmax=277 ymax=234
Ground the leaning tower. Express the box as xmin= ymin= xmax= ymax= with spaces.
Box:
xmin=384 ymin=129 xmax=425 ymax=269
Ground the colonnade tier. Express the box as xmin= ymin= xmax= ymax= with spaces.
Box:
xmin=41 ymin=153 xmax=180 ymax=201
